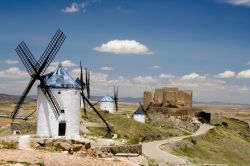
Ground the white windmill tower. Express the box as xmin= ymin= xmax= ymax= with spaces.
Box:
xmin=37 ymin=63 xmax=81 ymax=138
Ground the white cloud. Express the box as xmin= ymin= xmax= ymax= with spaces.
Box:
xmin=218 ymin=0 xmax=250 ymax=7
xmin=51 ymin=60 xmax=77 ymax=67
xmin=3 ymin=59 xmax=18 ymax=65
xmin=217 ymin=70 xmax=235 ymax=78
xmin=94 ymin=40 xmax=153 ymax=55
xmin=61 ymin=60 xmax=77 ymax=67
xmin=151 ymin=65 xmax=160 ymax=69
xmin=62 ymin=3 xmax=80 ymax=13
xmin=236 ymin=69 xmax=250 ymax=78
xmin=181 ymin=73 xmax=206 ymax=81
xmin=100 ymin=66 xmax=113 ymax=71
xmin=62 ymin=1 xmax=97 ymax=13
xmin=133 ymin=76 xmax=156 ymax=84
xmin=0 ymin=67 xmax=28 ymax=79
xmin=2 ymin=66 xmax=250 ymax=103
xmin=159 ymin=73 xmax=175 ymax=79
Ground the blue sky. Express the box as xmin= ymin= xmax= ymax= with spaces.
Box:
xmin=0 ymin=0 xmax=250 ymax=103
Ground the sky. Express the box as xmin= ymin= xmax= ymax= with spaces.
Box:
xmin=0 ymin=0 xmax=250 ymax=103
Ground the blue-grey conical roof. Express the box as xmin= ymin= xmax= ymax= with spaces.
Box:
xmin=133 ymin=105 xmax=145 ymax=115
xmin=45 ymin=63 xmax=80 ymax=89
xmin=101 ymin=96 xmax=114 ymax=102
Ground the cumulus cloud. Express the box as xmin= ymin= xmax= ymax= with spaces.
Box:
xmin=62 ymin=3 xmax=80 ymax=13
xmin=0 ymin=67 xmax=28 ymax=79
xmin=181 ymin=73 xmax=206 ymax=81
xmin=100 ymin=66 xmax=113 ymax=71
xmin=2 ymin=59 xmax=18 ymax=65
xmin=217 ymin=70 xmax=235 ymax=78
xmin=2 ymin=66 xmax=250 ymax=103
xmin=46 ymin=60 xmax=77 ymax=73
xmin=159 ymin=73 xmax=175 ymax=79
xmin=218 ymin=0 xmax=250 ymax=7
xmin=51 ymin=60 xmax=77 ymax=67
xmin=94 ymin=40 xmax=153 ymax=55
xmin=236 ymin=69 xmax=250 ymax=78
xmin=151 ymin=65 xmax=160 ymax=69
xmin=62 ymin=0 xmax=97 ymax=13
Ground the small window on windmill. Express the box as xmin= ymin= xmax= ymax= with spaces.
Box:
xmin=58 ymin=92 xmax=61 ymax=94
xmin=61 ymin=109 xmax=65 ymax=113
xmin=75 ymin=91 xmax=77 ymax=95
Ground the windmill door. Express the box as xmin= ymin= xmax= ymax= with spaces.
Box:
xmin=58 ymin=121 xmax=66 ymax=136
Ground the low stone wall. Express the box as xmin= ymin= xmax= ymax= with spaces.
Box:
xmin=99 ymin=144 xmax=142 ymax=155
xmin=31 ymin=138 xmax=114 ymax=158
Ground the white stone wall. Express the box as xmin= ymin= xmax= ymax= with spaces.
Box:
xmin=37 ymin=88 xmax=80 ymax=138
xmin=100 ymin=102 xmax=115 ymax=113
xmin=133 ymin=114 xmax=145 ymax=123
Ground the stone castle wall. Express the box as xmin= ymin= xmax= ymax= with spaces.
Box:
xmin=143 ymin=87 xmax=192 ymax=109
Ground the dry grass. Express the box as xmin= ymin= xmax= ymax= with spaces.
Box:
xmin=168 ymin=117 xmax=250 ymax=166
xmin=83 ymin=107 xmax=186 ymax=144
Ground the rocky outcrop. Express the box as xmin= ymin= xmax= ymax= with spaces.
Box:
xmin=100 ymin=144 xmax=142 ymax=155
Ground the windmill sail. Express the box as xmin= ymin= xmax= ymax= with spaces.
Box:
xmin=10 ymin=29 xmax=66 ymax=120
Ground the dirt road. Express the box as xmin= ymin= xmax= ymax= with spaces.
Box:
xmin=0 ymin=149 xmax=135 ymax=166
xmin=142 ymin=124 xmax=214 ymax=165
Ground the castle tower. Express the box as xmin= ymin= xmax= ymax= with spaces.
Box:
xmin=143 ymin=91 xmax=154 ymax=108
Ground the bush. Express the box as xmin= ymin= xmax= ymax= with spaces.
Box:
xmin=197 ymin=112 xmax=211 ymax=123
xmin=126 ymin=137 xmax=139 ymax=145
xmin=222 ymin=122 xmax=228 ymax=127
xmin=0 ymin=141 xmax=17 ymax=149
xmin=191 ymin=138 xmax=197 ymax=145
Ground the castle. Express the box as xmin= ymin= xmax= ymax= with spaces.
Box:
xmin=143 ymin=87 xmax=193 ymax=109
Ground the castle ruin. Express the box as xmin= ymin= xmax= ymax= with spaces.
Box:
xmin=143 ymin=87 xmax=192 ymax=109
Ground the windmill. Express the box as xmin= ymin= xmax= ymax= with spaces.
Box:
xmin=78 ymin=62 xmax=113 ymax=136
xmin=113 ymin=86 xmax=119 ymax=112
xmin=11 ymin=29 xmax=66 ymax=122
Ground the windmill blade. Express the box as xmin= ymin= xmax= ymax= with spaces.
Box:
xmin=79 ymin=62 xmax=111 ymax=134
xmin=114 ymin=86 xmax=118 ymax=112
xmin=80 ymin=62 xmax=87 ymax=115
xmin=85 ymin=68 xmax=90 ymax=99
xmin=40 ymin=80 xmax=60 ymax=119
xmin=11 ymin=78 xmax=37 ymax=120
xmin=80 ymin=92 xmax=113 ymax=135
xmin=37 ymin=29 xmax=66 ymax=75
xmin=15 ymin=41 xmax=38 ymax=76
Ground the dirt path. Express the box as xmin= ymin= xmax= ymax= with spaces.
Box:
xmin=0 ymin=149 xmax=135 ymax=166
xmin=142 ymin=124 xmax=215 ymax=165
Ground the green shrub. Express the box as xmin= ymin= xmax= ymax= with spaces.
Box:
xmin=126 ymin=137 xmax=139 ymax=145
xmin=222 ymin=122 xmax=228 ymax=127
xmin=197 ymin=112 xmax=211 ymax=123
xmin=1 ymin=141 xmax=17 ymax=149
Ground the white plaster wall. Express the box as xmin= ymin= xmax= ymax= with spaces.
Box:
xmin=133 ymin=114 xmax=145 ymax=123
xmin=37 ymin=88 xmax=80 ymax=138
xmin=100 ymin=102 xmax=115 ymax=113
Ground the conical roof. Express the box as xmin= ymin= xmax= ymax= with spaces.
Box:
xmin=45 ymin=63 xmax=80 ymax=89
xmin=133 ymin=105 xmax=145 ymax=115
xmin=101 ymin=96 xmax=114 ymax=102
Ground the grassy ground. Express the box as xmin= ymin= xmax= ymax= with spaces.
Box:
xmin=83 ymin=108 xmax=185 ymax=144
xmin=169 ymin=117 xmax=250 ymax=166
